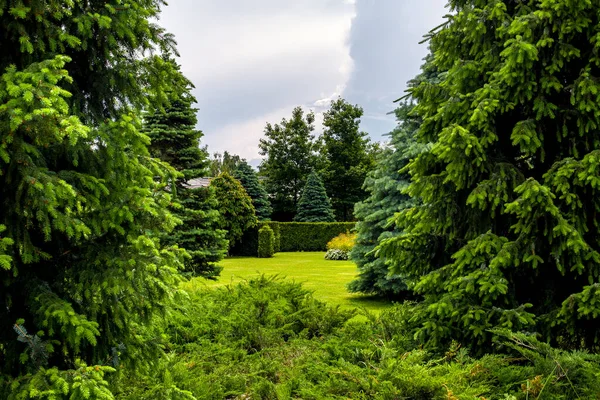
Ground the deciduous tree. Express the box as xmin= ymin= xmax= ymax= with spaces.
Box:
xmin=320 ymin=98 xmax=375 ymax=221
xmin=210 ymin=172 xmax=257 ymax=247
xmin=259 ymin=107 xmax=318 ymax=220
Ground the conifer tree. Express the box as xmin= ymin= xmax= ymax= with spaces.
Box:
xmin=294 ymin=171 xmax=335 ymax=222
xmin=234 ymin=161 xmax=272 ymax=221
xmin=143 ymin=68 xmax=228 ymax=278
xmin=210 ymin=172 xmax=258 ymax=247
xmin=383 ymin=0 xmax=600 ymax=351
xmin=348 ymin=103 xmax=419 ymax=298
xmin=0 ymin=0 xmax=189 ymax=396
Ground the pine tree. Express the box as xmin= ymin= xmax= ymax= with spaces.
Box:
xmin=295 ymin=171 xmax=335 ymax=223
xmin=234 ymin=161 xmax=272 ymax=221
xmin=382 ymin=0 xmax=600 ymax=351
xmin=143 ymin=68 xmax=228 ymax=278
xmin=0 ymin=0 xmax=189 ymax=396
xmin=348 ymin=103 xmax=419 ymax=298
xmin=210 ymin=172 xmax=258 ymax=247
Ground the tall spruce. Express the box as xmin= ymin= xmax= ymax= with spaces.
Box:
xmin=234 ymin=161 xmax=272 ymax=221
xmin=0 ymin=0 xmax=189 ymax=397
xmin=382 ymin=0 xmax=600 ymax=351
xmin=320 ymin=98 xmax=376 ymax=221
xmin=348 ymin=103 xmax=420 ymax=298
xmin=294 ymin=171 xmax=335 ymax=223
xmin=210 ymin=172 xmax=258 ymax=247
xmin=142 ymin=70 xmax=228 ymax=278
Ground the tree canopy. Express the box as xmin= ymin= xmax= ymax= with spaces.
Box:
xmin=0 ymin=0 xmax=188 ymax=396
xmin=382 ymin=0 xmax=600 ymax=351
xmin=210 ymin=172 xmax=258 ymax=247
xmin=349 ymin=103 xmax=419 ymax=298
xmin=259 ymin=107 xmax=318 ymax=221
xmin=320 ymin=98 xmax=376 ymax=221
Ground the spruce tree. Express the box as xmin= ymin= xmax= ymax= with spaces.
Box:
xmin=143 ymin=69 xmax=228 ymax=278
xmin=0 ymin=0 xmax=189 ymax=396
xmin=348 ymin=103 xmax=420 ymax=298
xmin=234 ymin=161 xmax=273 ymax=221
xmin=210 ymin=172 xmax=258 ymax=247
xmin=294 ymin=171 xmax=335 ymax=222
xmin=383 ymin=0 xmax=600 ymax=351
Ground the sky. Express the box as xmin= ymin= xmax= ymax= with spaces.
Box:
xmin=159 ymin=0 xmax=448 ymax=166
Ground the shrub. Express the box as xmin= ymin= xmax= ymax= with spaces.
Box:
xmin=325 ymin=249 xmax=349 ymax=261
xmin=279 ymin=222 xmax=355 ymax=252
xmin=258 ymin=225 xmax=275 ymax=258
xmin=231 ymin=221 xmax=280 ymax=256
xmin=326 ymin=232 xmax=356 ymax=253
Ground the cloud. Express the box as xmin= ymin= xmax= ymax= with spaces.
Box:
xmin=159 ymin=1 xmax=356 ymax=160
xmin=343 ymin=0 xmax=447 ymax=141
xmin=158 ymin=1 xmax=448 ymax=161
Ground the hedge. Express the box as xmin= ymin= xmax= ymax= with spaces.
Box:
xmin=258 ymin=225 xmax=275 ymax=258
xmin=278 ymin=222 xmax=355 ymax=252
xmin=231 ymin=222 xmax=355 ymax=255
xmin=231 ymin=221 xmax=280 ymax=256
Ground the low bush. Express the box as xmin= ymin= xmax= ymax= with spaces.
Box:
xmin=325 ymin=249 xmax=349 ymax=260
xmin=326 ymin=232 xmax=356 ymax=252
xmin=113 ymin=277 xmax=600 ymax=399
xmin=258 ymin=225 xmax=275 ymax=258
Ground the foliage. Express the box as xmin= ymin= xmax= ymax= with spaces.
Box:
xmin=143 ymin=64 xmax=227 ymax=278
xmin=349 ymin=100 xmax=426 ymax=298
xmin=118 ymin=277 xmax=600 ymax=399
xmin=327 ymin=232 xmax=356 ymax=253
xmin=231 ymin=221 xmax=281 ymax=256
xmin=209 ymin=151 xmax=242 ymax=177
xmin=234 ymin=160 xmax=272 ymax=221
xmin=259 ymin=107 xmax=319 ymax=221
xmin=381 ymin=0 xmax=600 ymax=351
xmin=258 ymin=225 xmax=275 ymax=258
xmin=210 ymin=172 xmax=257 ymax=247
xmin=294 ymin=171 xmax=335 ymax=222
xmin=0 ymin=0 xmax=187 ymax=397
xmin=320 ymin=98 xmax=376 ymax=221
xmin=325 ymin=249 xmax=349 ymax=261
xmin=279 ymin=222 xmax=356 ymax=252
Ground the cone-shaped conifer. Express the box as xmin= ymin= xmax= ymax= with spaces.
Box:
xmin=234 ymin=161 xmax=272 ymax=221
xmin=294 ymin=171 xmax=335 ymax=222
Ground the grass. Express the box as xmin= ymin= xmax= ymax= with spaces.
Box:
xmin=183 ymin=252 xmax=393 ymax=313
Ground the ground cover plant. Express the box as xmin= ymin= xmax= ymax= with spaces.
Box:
xmin=117 ymin=277 xmax=600 ymax=399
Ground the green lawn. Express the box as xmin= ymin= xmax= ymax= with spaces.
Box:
xmin=183 ymin=252 xmax=392 ymax=313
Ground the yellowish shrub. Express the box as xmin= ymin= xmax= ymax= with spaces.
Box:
xmin=326 ymin=232 xmax=356 ymax=253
